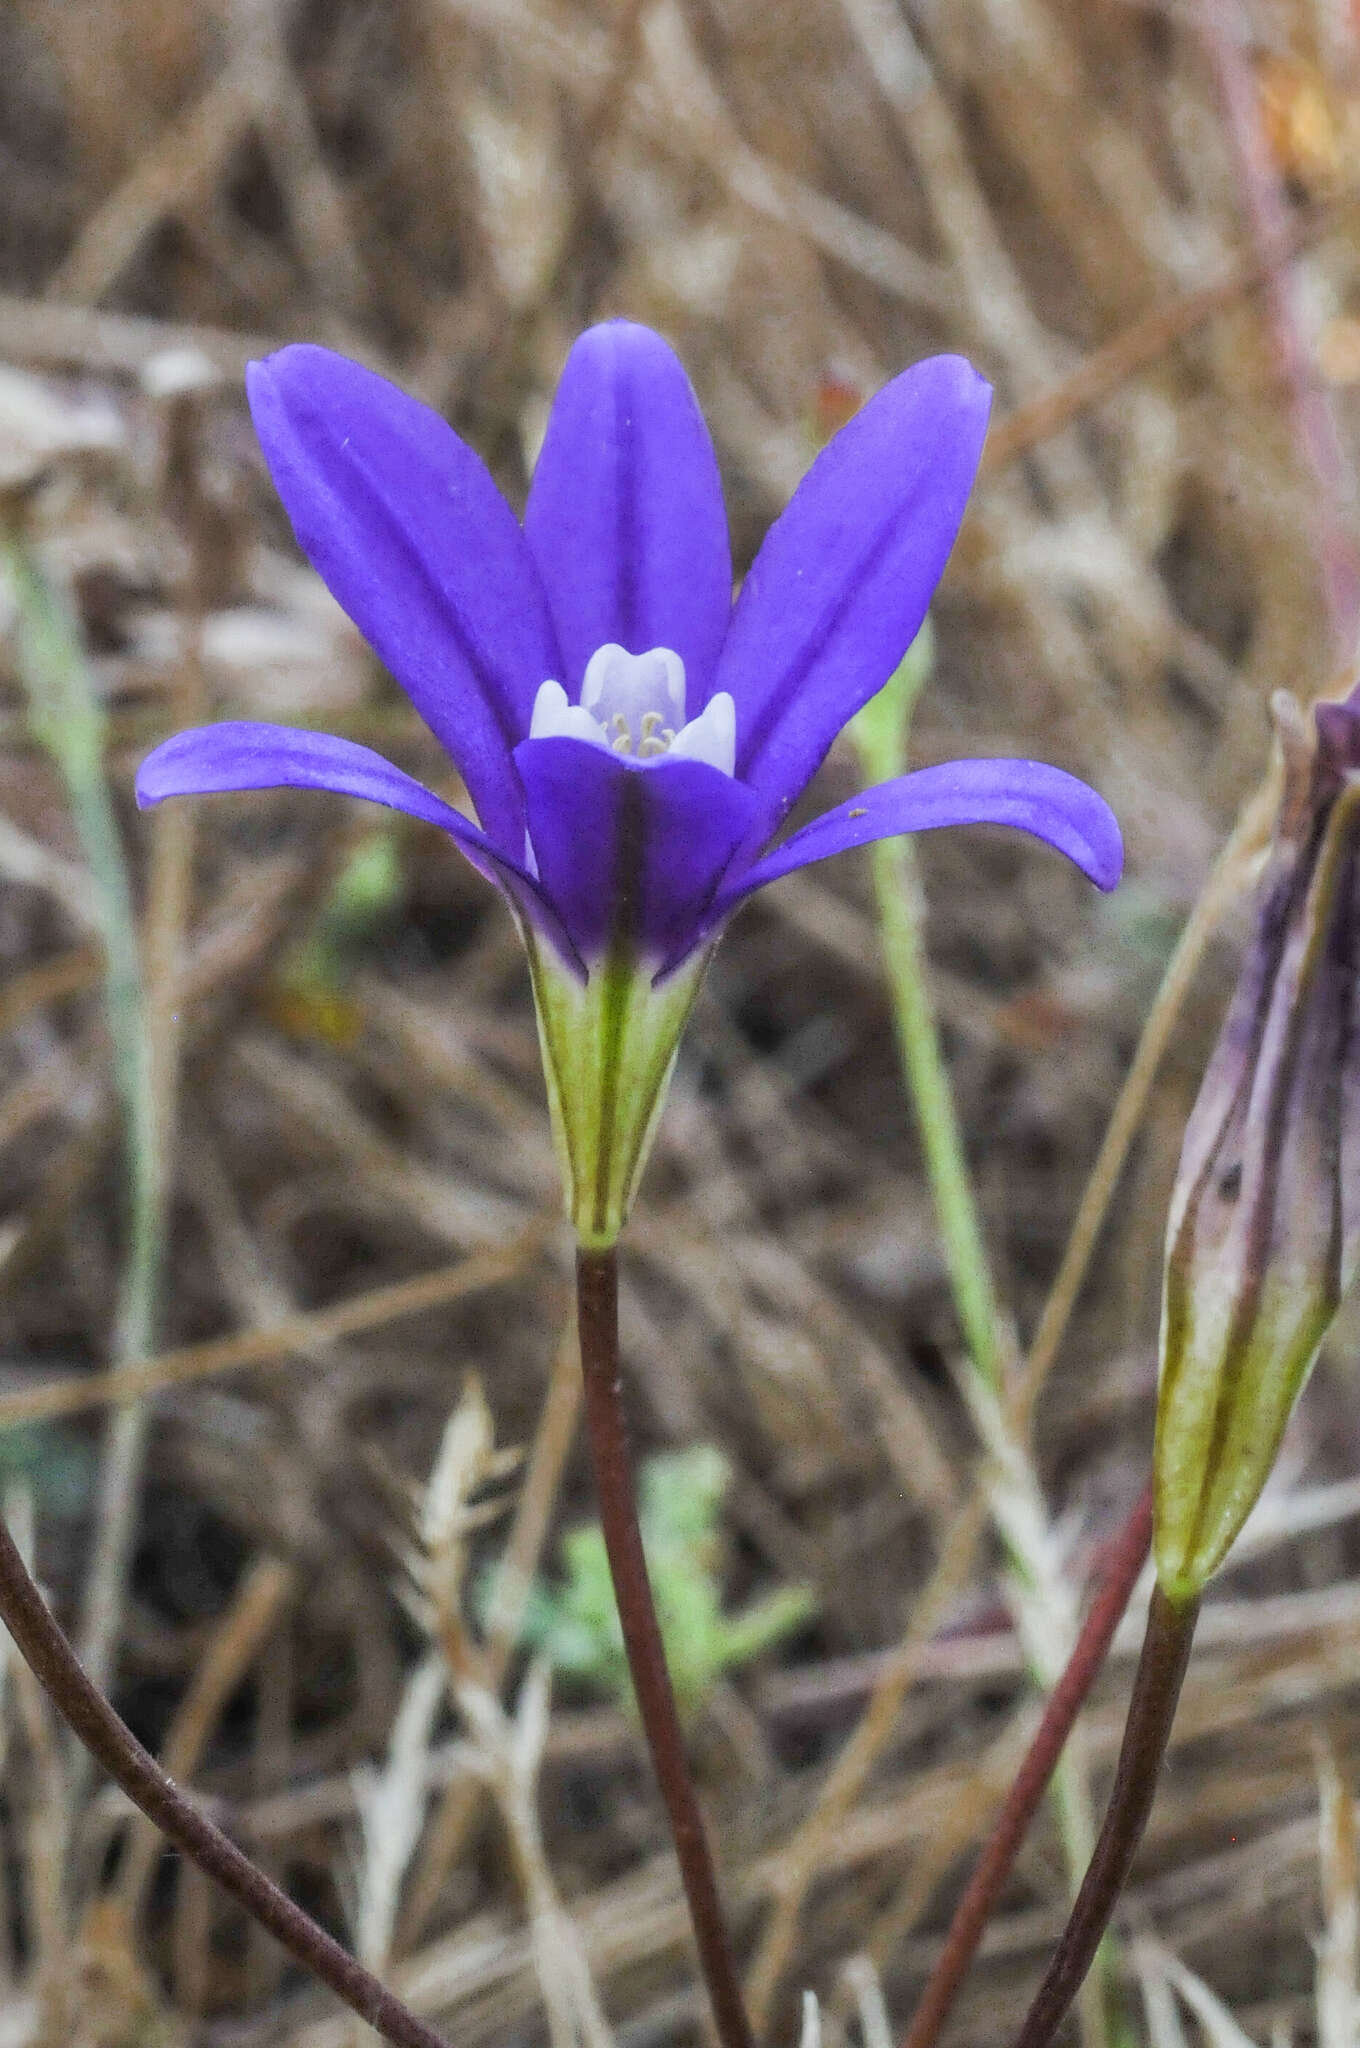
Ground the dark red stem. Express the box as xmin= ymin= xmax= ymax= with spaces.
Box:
xmin=0 ymin=1512 xmax=449 ymax=2048
xmin=575 ymin=1247 xmax=754 ymax=2048
xmin=901 ymin=1483 xmax=1154 ymax=2048
xmin=1010 ymin=1582 xmax=1200 ymax=2048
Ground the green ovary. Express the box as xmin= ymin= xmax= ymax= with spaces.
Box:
xmin=526 ymin=938 xmax=709 ymax=1248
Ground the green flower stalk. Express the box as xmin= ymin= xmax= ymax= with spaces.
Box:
xmin=1155 ymin=689 xmax=1360 ymax=1604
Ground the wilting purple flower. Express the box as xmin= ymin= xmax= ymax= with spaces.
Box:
xmin=137 ymin=323 xmax=1122 ymax=1241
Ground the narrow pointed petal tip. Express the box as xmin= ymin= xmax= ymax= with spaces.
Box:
xmin=137 ymin=721 xmax=585 ymax=974
xmin=136 ymin=719 xmax=476 ymax=830
xmin=716 ymin=758 xmax=1123 ymax=912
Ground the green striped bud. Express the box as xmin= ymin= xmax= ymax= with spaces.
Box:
xmin=1155 ymin=691 xmax=1360 ymax=1603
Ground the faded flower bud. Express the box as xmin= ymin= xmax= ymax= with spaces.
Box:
xmin=1155 ymin=690 xmax=1360 ymax=1603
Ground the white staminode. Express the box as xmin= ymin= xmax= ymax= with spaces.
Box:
xmin=529 ymin=642 xmax=736 ymax=777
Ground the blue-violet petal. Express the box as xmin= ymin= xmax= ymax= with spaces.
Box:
xmin=137 ymin=721 xmax=583 ymax=971
xmin=715 ymin=757 xmax=1124 ymax=910
xmin=715 ymin=355 xmax=990 ymax=848
xmin=514 ymin=735 xmax=759 ymax=968
xmin=524 ymin=322 xmax=732 ymax=712
xmin=247 ymin=346 xmax=558 ymax=853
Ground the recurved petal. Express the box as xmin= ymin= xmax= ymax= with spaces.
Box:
xmin=247 ymin=346 xmax=559 ymax=853
xmin=713 ymin=757 xmax=1123 ymax=910
xmin=137 ymin=721 xmax=583 ymax=971
xmin=524 ymin=323 xmax=732 ymax=711
xmin=714 ymin=355 xmax=991 ymax=846
xmin=513 ymin=736 xmax=759 ymax=969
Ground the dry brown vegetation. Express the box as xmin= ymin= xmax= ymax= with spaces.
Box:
xmin=3 ymin=1 xmax=1360 ymax=2044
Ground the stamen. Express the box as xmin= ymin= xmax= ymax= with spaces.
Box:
xmin=529 ymin=648 xmax=735 ymax=777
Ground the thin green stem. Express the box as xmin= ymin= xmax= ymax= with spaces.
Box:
xmin=3 ymin=534 xmax=162 ymax=1347
xmin=854 ymin=643 xmax=1108 ymax=2046
xmin=3 ymin=525 xmax=165 ymax=1697
xmin=1010 ymin=1586 xmax=1200 ymax=2048
xmin=852 ymin=637 xmax=1003 ymax=1385
xmin=575 ymin=1248 xmax=754 ymax=2048
xmin=867 ymin=827 xmax=1003 ymax=1383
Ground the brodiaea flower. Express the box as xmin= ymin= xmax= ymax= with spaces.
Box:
xmin=137 ymin=323 xmax=1122 ymax=1244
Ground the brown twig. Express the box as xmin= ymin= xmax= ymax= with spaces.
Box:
xmin=0 ymin=1221 xmax=553 ymax=1428
xmin=744 ymin=1495 xmax=990 ymax=2034
xmin=982 ymin=194 xmax=1359 ymax=480
xmin=1010 ymin=1586 xmax=1201 ymax=2048
xmin=0 ymin=1511 xmax=451 ymax=2048
xmin=1013 ymin=776 xmax=1278 ymax=1427
xmin=575 ymin=1247 xmax=754 ymax=2048
xmin=901 ymin=1485 xmax=1154 ymax=2048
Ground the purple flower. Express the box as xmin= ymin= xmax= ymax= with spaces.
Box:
xmin=136 ymin=323 xmax=1122 ymax=1242
xmin=138 ymin=324 xmax=1119 ymax=972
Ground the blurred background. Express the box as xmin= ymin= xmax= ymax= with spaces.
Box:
xmin=3 ymin=1 xmax=1360 ymax=2044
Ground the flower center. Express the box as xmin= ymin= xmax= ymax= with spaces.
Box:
xmin=530 ymin=643 xmax=736 ymax=777
xmin=583 ymin=643 xmax=686 ymax=755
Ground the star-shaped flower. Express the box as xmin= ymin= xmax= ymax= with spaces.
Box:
xmin=138 ymin=322 xmax=1121 ymax=1243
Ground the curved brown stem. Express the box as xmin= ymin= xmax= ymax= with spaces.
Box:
xmin=1010 ymin=1584 xmax=1200 ymax=2048
xmin=902 ymin=1484 xmax=1153 ymax=2048
xmin=0 ymin=1513 xmax=449 ymax=2048
xmin=576 ymin=1247 xmax=754 ymax=2048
